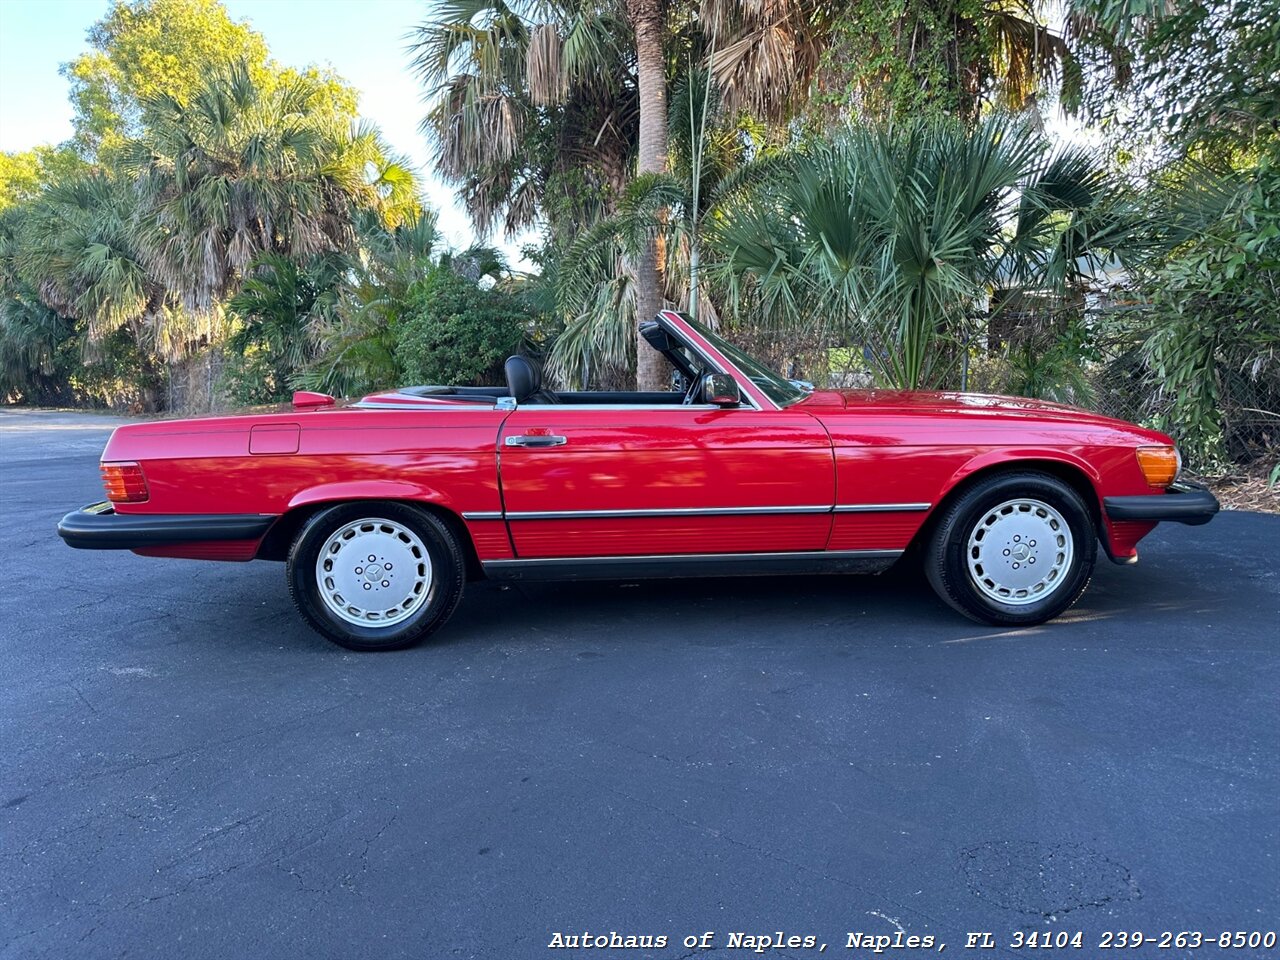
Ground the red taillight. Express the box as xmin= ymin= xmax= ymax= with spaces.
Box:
xmin=100 ymin=462 xmax=149 ymax=503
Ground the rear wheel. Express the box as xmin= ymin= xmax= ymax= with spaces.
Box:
xmin=287 ymin=502 xmax=465 ymax=651
xmin=925 ymin=471 xmax=1096 ymax=626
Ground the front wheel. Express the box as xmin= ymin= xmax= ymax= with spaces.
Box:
xmin=287 ymin=502 xmax=465 ymax=651
xmin=925 ymin=472 xmax=1096 ymax=626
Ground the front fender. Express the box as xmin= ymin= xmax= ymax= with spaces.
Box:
xmin=941 ymin=448 xmax=1103 ymax=495
xmin=935 ymin=447 xmax=1159 ymax=563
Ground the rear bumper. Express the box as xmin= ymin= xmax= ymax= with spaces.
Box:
xmin=1103 ymin=481 xmax=1220 ymax=526
xmin=57 ymin=502 xmax=276 ymax=550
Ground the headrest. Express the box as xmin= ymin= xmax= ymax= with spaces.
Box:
xmin=504 ymin=355 xmax=541 ymax=404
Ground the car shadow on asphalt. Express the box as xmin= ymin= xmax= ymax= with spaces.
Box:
xmin=87 ymin=531 xmax=1246 ymax=656
xmin=425 ymin=553 xmax=1234 ymax=654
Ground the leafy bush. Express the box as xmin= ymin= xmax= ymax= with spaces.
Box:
xmin=226 ymin=251 xmax=345 ymax=401
xmin=1142 ymin=161 xmax=1280 ymax=465
xmin=216 ymin=345 xmax=284 ymax=407
xmin=72 ymin=326 xmax=163 ymax=410
xmin=1001 ymin=315 xmax=1097 ymax=405
xmin=395 ymin=269 xmax=531 ymax=387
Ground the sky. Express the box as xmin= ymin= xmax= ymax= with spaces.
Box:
xmin=0 ymin=0 xmax=530 ymax=260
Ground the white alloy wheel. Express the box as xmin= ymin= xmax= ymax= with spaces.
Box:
xmin=314 ymin=518 xmax=433 ymax=627
xmin=965 ymin=497 xmax=1074 ymax=606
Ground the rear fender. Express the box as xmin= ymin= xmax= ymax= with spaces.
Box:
xmin=262 ymin=483 xmax=486 ymax=574
xmin=286 ymin=480 xmax=457 ymax=512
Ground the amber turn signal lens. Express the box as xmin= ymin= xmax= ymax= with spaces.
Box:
xmin=1136 ymin=446 xmax=1179 ymax=488
xmin=100 ymin=461 xmax=149 ymax=503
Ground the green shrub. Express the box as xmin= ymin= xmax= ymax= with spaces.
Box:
xmin=395 ymin=269 xmax=530 ymax=386
xmin=1002 ymin=316 xmax=1097 ymax=406
xmin=1 ymin=318 xmax=163 ymax=411
xmin=216 ymin=344 xmax=285 ymax=408
xmin=73 ymin=326 xmax=163 ymax=410
xmin=1142 ymin=161 xmax=1280 ymax=466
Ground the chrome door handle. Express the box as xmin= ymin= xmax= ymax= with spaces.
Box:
xmin=505 ymin=435 xmax=567 ymax=448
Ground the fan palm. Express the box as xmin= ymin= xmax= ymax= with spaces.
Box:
xmin=10 ymin=172 xmax=161 ymax=347
xmin=2 ymin=205 xmax=70 ymax=402
xmin=1 ymin=173 xmax=175 ymax=405
xmin=709 ymin=115 xmax=1134 ymax=389
xmin=123 ymin=60 xmax=419 ymax=321
xmin=698 ymin=0 xmax=841 ymax=121
xmin=0 ymin=282 xmax=71 ymax=402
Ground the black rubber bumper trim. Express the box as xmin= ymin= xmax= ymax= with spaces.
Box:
xmin=482 ymin=549 xmax=903 ymax=582
xmin=1103 ymin=480 xmax=1220 ymax=526
xmin=57 ymin=502 xmax=277 ymax=550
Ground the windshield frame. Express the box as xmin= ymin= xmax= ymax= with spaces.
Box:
xmin=666 ymin=313 xmax=809 ymax=409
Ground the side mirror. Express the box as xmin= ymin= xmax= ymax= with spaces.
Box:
xmin=702 ymin=373 xmax=741 ymax=408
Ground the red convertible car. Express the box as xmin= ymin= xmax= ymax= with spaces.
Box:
xmin=59 ymin=310 xmax=1218 ymax=651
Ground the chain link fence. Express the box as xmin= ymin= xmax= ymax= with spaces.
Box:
xmin=736 ymin=305 xmax=1279 ymax=475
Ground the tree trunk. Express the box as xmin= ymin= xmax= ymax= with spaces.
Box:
xmin=628 ymin=0 xmax=669 ymax=391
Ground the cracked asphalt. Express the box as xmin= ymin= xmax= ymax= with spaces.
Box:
xmin=1 ymin=408 xmax=1277 ymax=960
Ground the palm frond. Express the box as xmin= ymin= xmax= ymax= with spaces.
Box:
xmin=710 ymin=115 xmax=1130 ymax=390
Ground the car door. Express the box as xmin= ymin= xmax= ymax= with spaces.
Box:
xmin=496 ymin=403 xmax=835 ymax=558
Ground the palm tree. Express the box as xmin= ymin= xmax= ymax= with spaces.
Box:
xmin=698 ymin=0 xmax=840 ymax=121
xmin=0 ymin=216 xmax=59 ymax=405
xmin=123 ymin=60 xmax=419 ymax=323
xmin=709 ymin=115 xmax=1134 ymax=390
xmin=3 ymin=171 xmax=170 ymax=407
xmin=0 ymin=280 xmax=71 ymax=403
xmin=411 ymin=0 xmax=655 ymax=384
xmin=4 ymin=61 xmax=421 ymax=410
xmin=410 ymin=0 xmax=635 ymax=240
xmin=10 ymin=172 xmax=161 ymax=348
xmin=549 ymin=70 xmax=784 ymax=384
xmin=412 ymin=0 xmax=835 ymax=389
xmin=624 ymin=0 xmax=670 ymax=389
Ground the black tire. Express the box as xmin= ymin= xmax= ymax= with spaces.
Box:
xmin=924 ymin=471 xmax=1096 ymax=626
xmin=286 ymin=502 xmax=465 ymax=651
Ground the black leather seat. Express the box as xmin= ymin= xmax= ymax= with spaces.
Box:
xmin=504 ymin=356 xmax=558 ymax=404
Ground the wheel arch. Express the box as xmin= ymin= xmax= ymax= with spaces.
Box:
xmin=257 ymin=498 xmax=484 ymax=580
xmin=909 ymin=455 xmax=1104 ymax=556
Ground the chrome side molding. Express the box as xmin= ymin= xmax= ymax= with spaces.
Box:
xmin=464 ymin=503 xmax=932 ymax=521
xmin=833 ymin=502 xmax=931 ymax=513
xmin=503 ymin=505 xmax=832 ymax=520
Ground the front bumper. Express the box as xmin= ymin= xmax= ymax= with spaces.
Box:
xmin=1103 ymin=480 xmax=1220 ymax=526
xmin=57 ymin=502 xmax=276 ymax=550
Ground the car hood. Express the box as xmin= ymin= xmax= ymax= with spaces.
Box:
xmin=802 ymin=388 xmax=1146 ymax=430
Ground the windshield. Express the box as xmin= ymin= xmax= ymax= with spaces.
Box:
xmin=682 ymin=316 xmax=809 ymax=408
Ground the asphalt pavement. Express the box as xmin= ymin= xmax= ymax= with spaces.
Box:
xmin=2 ymin=408 xmax=1277 ymax=960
